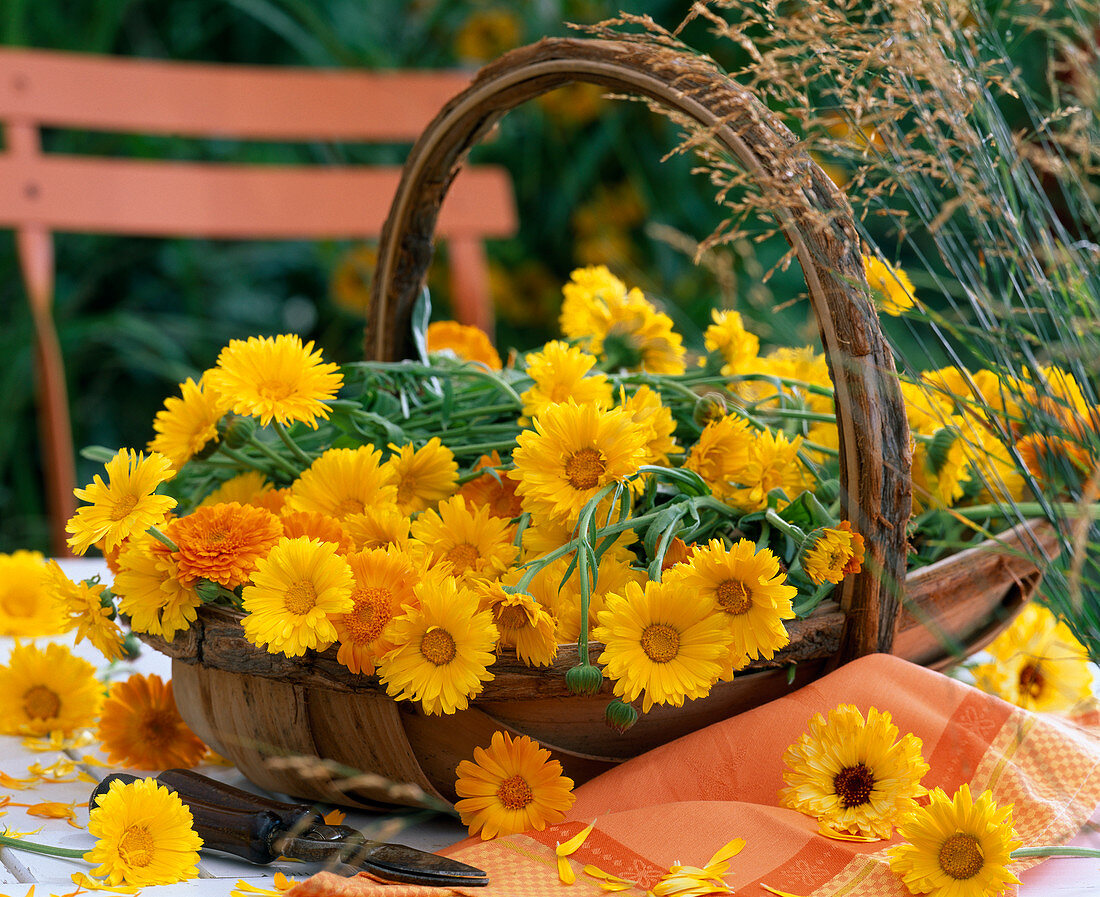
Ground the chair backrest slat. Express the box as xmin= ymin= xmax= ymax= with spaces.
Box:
xmin=0 ymin=48 xmax=473 ymax=141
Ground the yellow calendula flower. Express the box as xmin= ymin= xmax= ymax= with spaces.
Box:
xmin=972 ymin=603 xmax=1095 ymax=712
xmin=800 ymin=522 xmax=866 ymax=587
xmin=147 ymin=376 xmax=230 ymax=469
xmin=453 ymin=8 xmax=521 ymax=62
xmin=478 ymin=579 xmax=558 ymax=667
xmin=377 ymin=571 xmax=498 ymax=715
xmin=66 ymin=449 xmax=177 ymax=555
xmin=665 ymin=538 xmax=795 ymax=668
xmin=618 ymin=385 xmax=681 ymax=467
xmin=527 ymin=552 xmax=646 ymax=645
xmin=343 ymin=505 xmax=413 ymax=551
xmin=729 ymin=428 xmax=811 ymax=512
xmin=85 ymin=777 xmax=203 ymax=886
xmin=410 ymin=494 xmax=517 ymax=587
xmin=0 ymin=550 xmax=64 ymax=636
xmin=241 ymin=536 xmax=355 ymax=657
xmin=454 ymin=731 xmax=575 ymax=840
xmin=384 ymin=438 xmax=459 ymax=515
xmin=0 ymin=642 xmax=104 ymax=736
xmin=520 ymin=340 xmax=614 ymax=419
xmin=888 ymin=784 xmax=1021 ymax=897
xmin=334 ymin=547 xmax=421 ymax=676
xmin=199 ymin=470 xmax=279 ymax=509
xmin=114 ymin=531 xmax=201 ymax=641
xmin=683 ymin=414 xmax=755 ymax=500
xmin=97 ymin=674 xmax=207 ymax=770
xmin=170 ymin=502 xmax=284 ymax=589
xmin=779 ymin=704 xmax=929 ymax=838
xmin=863 ymin=253 xmax=916 ymax=316
xmin=705 ymin=309 xmax=760 ymax=377
xmin=426 ymin=320 xmax=502 ymax=370
xmin=203 ymin=333 xmax=343 ymax=429
xmin=594 ymin=578 xmax=729 ymax=714
xmin=44 ymin=561 xmax=126 ymax=661
xmin=511 ymin=401 xmax=647 ymax=526
xmin=458 ymin=451 xmax=525 ymax=520
xmin=286 ymin=445 xmax=398 ymax=520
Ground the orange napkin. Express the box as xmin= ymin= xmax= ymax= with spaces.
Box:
xmin=436 ymin=653 xmax=1100 ymax=896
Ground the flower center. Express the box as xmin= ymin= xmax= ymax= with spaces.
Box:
xmin=206 ymin=527 xmax=229 ymax=545
xmin=1 ymin=588 xmax=34 ymax=617
xmin=715 ymin=579 xmax=752 ymax=615
xmin=420 ymin=627 xmax=457 ymax=665
xmin=833 ymin=763 xmax=875 ymax=808
xmin=395 ymin=479 xmax=416 ymax=506
xmin=938 ymin=833 xmax=984 ymax=880
xmin=257 ymin=379 xmax=292 ymax=402
xmin=109 ymin=493 xmax=140 ymax=521
xmin=445 ymin=543 xmax=481 ymax=573
xmin=565 ymin=448 xmax=606 ymax=491
xmin=495 ymin=604 xmax=530 ymax=631
xmin=284 ymin=580 xmax=318 ymax=615
xmin=118 ymin=825 xmax=156 ymax=867
xmin=496 ymin=774 xmax=534 ymax=810
xmin=334 ymin=497 xmax=366 ymax=518
xmin=640 ymin=623 xmax=680 ymax=663
xmin=1018 ymin=663 xmax=1045 ymax=699
xmin=345 ymin=588 xmax=391 ymax=643
xmin=22 ymin=685 xmax=61 ymax=720
xmin=139 ymin=710 xmax=177 ymax=748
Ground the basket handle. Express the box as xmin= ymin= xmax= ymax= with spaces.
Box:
xmin=367 ymin=37 xmax=912 ymax=662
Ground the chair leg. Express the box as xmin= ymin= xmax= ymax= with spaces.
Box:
xmin=17 ymin=226 xmax=77 ymax=557
xmin=446 ymin=236 xmax=495 ymax=338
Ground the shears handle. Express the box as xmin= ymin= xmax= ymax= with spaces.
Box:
xmin=90 ymin=769 xmax=324 ymax=864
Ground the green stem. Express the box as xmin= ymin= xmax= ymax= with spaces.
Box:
xmin=147 ymin=525 xmax=179 ymax=553
xmin=407 ymin=402 xmax=522 ymax=423
xmin=246 ymin=434 xmax=302 ymax=479
xmin=765 ymin=507 xmax=809 ymax=543
xmin=950 ymin=502 xmax=1100 ymax=520
xmin=449 ymin=440 xmax=525 ymax=457
xmin=1011 ymin=846 xmax=1100 ymax=859
xmin=273 ymin=420 xmax=314 ymax=467
xmin=216 ymin=444 xmax=281 ymax=477
xmin=0 ymin=833 xmax=87 ymax=860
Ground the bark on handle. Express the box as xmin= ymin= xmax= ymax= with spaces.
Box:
xmin=366 ymin=36 xmax=911 ymax=660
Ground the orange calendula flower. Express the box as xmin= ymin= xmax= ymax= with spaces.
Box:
xmin=334 ymin=548 xmax=421 ymax=676
xmin=800 ymin=522 xmax=865 ymax=586
xmin=44 ymin=561 xmax=126 ymax=661
xmin=66 ymin=449 xmax=177 ymax=555
xmin=279 ymin=510 xmax=353 ymax=554
xmin=454 ymin=731 xmax=575 ymax=840
xmin=170 ymin=502 xmax=284 ymax=589
xmin=426 ymin=320 xmax=502 ymax=370
xmin=458 ymin=451 xmax=524 ymax=520
xmin=148 ymin=376 xmax=230 ymax=469
xmin=203 ymin=333 xmax=343 ymax=429
xmin=97 ymin=674 xmax=207 ymax=770
xmin=383 ymin=438 xmax=459 ymax=515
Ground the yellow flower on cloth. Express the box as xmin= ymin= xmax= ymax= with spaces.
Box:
xmin=383 ymin=438 xmax=458 ymax=515
xmin=44 ymin=561 xmax=126 ymax=661
xmin=0 ymin=550 xmax=64 ymax=636
xmin=203 ymin=333 xmax=343 ymax=429
xmin=594 ymin=578 xmax=729 ymax=714
xmin=0 ymin=642 xmax=104 ymax=736
xmin=972 ymin=603 xmax=1095 ymax=712
xmin=114 ymin=532 xmax=201 ymax=640
xmin=85 ymin=777 xmax=203 ymax=886
xmin=559 ymin=265 xmax=686 ymax=374
xmin=477 ymin=579 xmax=558 ymax=667
xmin=170 ymin=502 xmax=284 ymax=589
xmin=664 ymin=538 xmax=795 ymax=668
xmin=651 ymin=837 xmax=745 ymax=896
xmin=147 ymin=376 xmax=231 ymax=469
xmin=800 ymin=522 xmax=866 ymax=587
xmin=863 ymin=253 xmax=916 ymax=316
xmin=334 ymin=547 xmax=421 ymax=676
xmin=683 ymin=414 xmax=755 ymax=500
xmin=97 ymin=674 xmax=207 ymax=770
xmin=454 ymin=731 xmax=575 ymax=840
xmin=377 ymin=569 xmax=497 ymax=715
xmin=704 ymin=308 xmax=760 ymax=377
xmin=779 ymin=704 xmax=929 ymax=838
xmin=511 ymin=400 xmax=647 ymax=526
xmin=410 ymin=495 xmax=517 ymax=587
xmin=519 ymin=340 xmax=614 ymax=419
xmin=286 ymin=446 xmax=398 ymax=520
xmin=425 ymin=320 xmax=502 ymax=370
xmin=66 ymin=449 xmax=176 ymax=555
xmin=241 ymin=536 xmax=355 ymax=657
xmin=888 ymin=784 xmax=1021 ymax=897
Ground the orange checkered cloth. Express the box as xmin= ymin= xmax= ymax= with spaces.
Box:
xmin=434 ymin=653 xmax=1100 ymax=896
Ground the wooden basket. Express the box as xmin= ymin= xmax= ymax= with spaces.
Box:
xmin=143 ymin=38 xmax=1059 ymax=810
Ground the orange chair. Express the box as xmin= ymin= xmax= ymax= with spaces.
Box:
xmin=0 ymin=48 xmax=516 ymax=555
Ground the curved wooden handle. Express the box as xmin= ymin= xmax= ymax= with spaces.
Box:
xmin=367 ymin=37 xmax=912 ymax=661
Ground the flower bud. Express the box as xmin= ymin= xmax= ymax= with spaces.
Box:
xmin=693 ymin=392 xmax=728 ymax=427
xmin=565 ymin=663 xmax=604 ymax=696
xmin=217 ymin=413 xmax=257 ymax=450
xmin=604 ymin=698 xmax=639 ymax=734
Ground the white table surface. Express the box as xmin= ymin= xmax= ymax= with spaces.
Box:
xmin=1 ymin=559 xmax=1097 ymax=895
